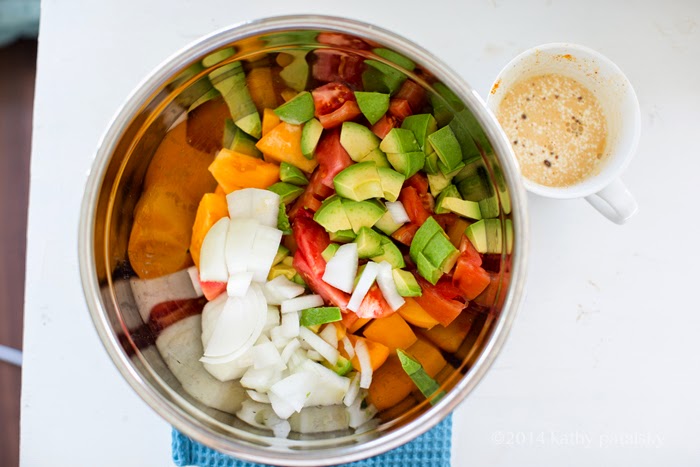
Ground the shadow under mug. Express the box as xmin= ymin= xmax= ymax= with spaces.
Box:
xmin=487 ymin=43 xmax=640 ymax=224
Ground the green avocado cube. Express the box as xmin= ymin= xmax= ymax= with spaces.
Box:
xmin=272 ymin=245 xmax=290 ymax=267
xmin=324 ymin=355 xmax=353 ymax=376
xmin=434 ymin=185 xmax=461 ymax=214
xmin=279 ymin=50 xmax=309 ymax=92
xmin=333 ymin=162 xmax=384 ymax=201
xmin=314 ymin=195 xmax=352 ymax=232
xmin=354 ymin=227 xmax=384 ymax=259
xmin=268 ymin=263 xmax=297 ymax=281
xmin=466 ymin=219 xmax=513 ymax=254
xmin=373 ymin=210 xmax=403 ymax=235
xmin=409 ymin=217 xmax=443 ymax=258
xmin=415 ymin=251 xmax=443 ymax=285
xmin=380 ymin=128 xmax=421 ymax=154
xmin=223 ymin=119 xmax=262 ymax=158
xmin=371 ymin=237 xmax=405 ymax=269
xmin=428 ymin=126 xmax=463 ymax=173
xmin=428 ymin=172 xmax=453 ymax=197
xmin=300 ymin=307 xmax=342 ymax=327
xmin=387 ymin=151 xmax=426 ymax=179
xmin=478 ymin=195 xmax=500 ymax=218
xmin=322 ymin=243 xmax=340 ymax=262
xmin=401 ymin=114 xmax=438 ymax=153
xmin=342 ymin=198 xmax=386 ymax=233
xmin=422 ymin=230 xmax=460 ymax=273
xmin=329 ymin=229 xmax=357 ymax=243
xmin=372 ymin=48 xmax=416 ymax=71
xmin=397 ymin=349 xmax=445 ymax=403
xmin=340 ymin=122 xmax=380 ymax=162
xmin=456 ymin=163 xmax=494 ymax=201
xmin=280 ymin=162 xmax=309 ymax=186
xmin=267 ymin=182 xmax=304 ymax=205
xmin=377 ymin=167 xmax=405 ymax=202
xmin=441 ymin=198 xmax=482 ymax=220
xmin=360 ymin=148 xmax=391 ymax=168
xmin=423 ymin=153 xmax=439 ymax=175
xmin=274 ymin=91 xmax=315 ymax=125
xmin=438 ymin=159 xmax=465 ymax=177
xmin=301 ymin=118 xmax=324 ymax=159
xmin=355 ymin=91 xmax=390 ymax=125
xmin=392 ymin=269 xmax=422 ymax=297
xmin=362 ymin=60 xmax=407 ymax=95
xmin=209 ymin=61 xmax=261 ymax=139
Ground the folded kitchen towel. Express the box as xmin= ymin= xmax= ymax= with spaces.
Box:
xmin=172 ymin=414 xmax=452 ymax=467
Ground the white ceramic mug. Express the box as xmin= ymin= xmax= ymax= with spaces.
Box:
xmin=487 ymin=43 xmax=640 ymax=224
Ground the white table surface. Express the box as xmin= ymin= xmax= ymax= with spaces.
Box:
xmin=21 ymin=1 xmax=700 ymax=465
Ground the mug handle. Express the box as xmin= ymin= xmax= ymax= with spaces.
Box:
xmin=584 ymin=178 xmax=638 ymax=224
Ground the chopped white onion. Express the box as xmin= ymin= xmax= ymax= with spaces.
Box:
xmin=347 ymin=262 xmax=379 ymax=312
xmin=343 ymin=372 xmax=361 ymax=407
xmin=240 ymin=366 xmax=281 ymax=393
xmin=341 ymin=336 xmax=355 ymax=359
xmin=280 ymin=339 xmax=301 ymax=364
xmin=250 ymin=341 xmax=286 ymax=370
xmin=270 ymin=326 xmax=291 ymax=350
xmin=306 ymin=349 xmax=323 ymax=361
xmin=225 ymin=218 xmax=258 ymax=275
xmin=386 ymin=201 xmax=410 ymax=224
xmin=299 ymin=327 xmax=339 ymax=365
xmin=186 ymin=266 xmax=204 ymax=297
xmin=355 ymin=339 xmax=373 ymax=389
xmin=227 ymin=271 xmax=253 ymax=297
xmin=281 ymin=294 xmax=324 ymax=314
xmin=322 ymin=243 xmax=358 ymax=293
xmin=263 ymin=306 xmax=280 ymax=332
xmin=270 ymin=372 xmax=315 ymax=413
xmin=347 ymin=396 xmax=378 ymax=429
xmin=376 ymin=261 xmax=406 ymax=311
xmin=199 ymin=217 xmax=230 ymax=282
xmin=249 ymin=225 xmax=283 ymax=282
xmin=246 ymin=389 xmax=271 ymax=404
xmin=294 ymin=360 xmax=351 ymax=407
xmin=280 ymin=311 xmax=300 ymax=338
xmin=268 ymin=391 xmax=297 ymax=420
xmin=202 ymin=359 xmax=248 ymax=382
xmin=318 ymin=323 xmax=338 ymax=349
xmin=226 ymin=188 xmax=280 ymax=228
xmin=200 ymin=293 xmax=227 ymax=349
xmin=265 ymin=276 xmax=305 ymax=303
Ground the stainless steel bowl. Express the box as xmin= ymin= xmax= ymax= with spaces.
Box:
xmin=78 ymin=15 xmax=528 ymax=466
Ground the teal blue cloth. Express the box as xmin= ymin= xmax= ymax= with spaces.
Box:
xmin=172 ymin=414 xmax=452 ymax=467
xmin=0 ymin=0 xmax=40 ymax=46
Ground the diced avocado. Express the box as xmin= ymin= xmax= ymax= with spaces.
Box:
xmin=223 ymin=119 xmax=262 ymax=158
xmin=292 ymin=274 xmax=307 ymax=286
xmin=268 ymin=182 xmax=304 ymax=204
xmin=329 ymin=229 xmax=357 ymax=243
xmin=274 ymin=91 xmax=314 ymax=124
xmin=430 ymin=82 xmax=465 ymax=127
xmin=455 ymin=162 xmax=494 ymax=201
xmin=428 ymin=126 xmax=463 ymax=173
xmin=449 ymin=116 xmax=481 ymax=164
xmin=340 ymin=122 xmax=380 ymax=162
xmin=465 ymin=219 xmax=513 ymax=254
xmin=209 ymin=61 xmax=261 ymax=138
xmin=326 ymin=355 xmax=353 ymax=376
xmin=380 ymin=128 xmax=421 ymax=154
xmin=333 ymin=162 xmax=384 ymax=201
xmin=272 ymin=245 xmax=290 ymax=267
xmin=277 ymin=203 xmax=292 ymax=235
xmin=359 ymin=148 xmax=391 ymax=168
xmin=409 ymin=217 xmax=443 ymax=258
xmin=392 ymin=269 xmax=422 ymax=297
xmin=422 ymin=231 xmax=460 ymax=273
xmin=314 ymin=195 xmax=352 ymax=232
xmin=402 ymin=114 xmax=438 ymax=153
xmin=441 ymin=198 xmax=482 ymax=220
xmin=354 ymin=227 xmax=384 ymax=259
xmin=415 ymin=251 xmax=443 ymax=285
xmin=268 ymin=263 xmax=297 ymax=281
xmin=387 ymin=151 xmax=426 ymax=179
xmin=371 ymin=237 xmax=405 ymax=269
xmin=301 ymin=118 xmax=323 ymax=159
xmin=280 ymin=162 xmax=309 ymax=186
xmin=362 ymin=60 xmax=407 ymax=95
xmin=377 ymin=167 xmax=405 ymax=202
xmin=372 ymin=48 xmax=416 ymax=71
xmin=322 ymin=243 xmax=339 ymax=262
xmin=438 ymin=160 xmax=465 ymax=178
xmin=342 ymin=198 xmax=386 ymax=233
xmin=355 ymin=91 xmax=390 ymax=125
xmin=300 ymin=307 xmax=342 ymax=327
xmin=374 ymin=210 xmax=403 ymax=235
xmin=282 ymin=256 xmax=294 ymax=267
xmin=434 ymin=185 xmax=461 ymax=214
xmin=428 ymin=172 xmax=453 ymax=197
xmin=279 ymin=50 xmax=309 ymax=92
xmin=423 ymin=153 xmax=439 ymax=175
xmin=478 ymin=196 xmax=500 ymax=218
xmin=397 ymin=349 xmax=445 ymax=403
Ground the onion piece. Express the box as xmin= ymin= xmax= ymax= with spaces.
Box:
xmin=347 ymin=262 xmax=379 ymax=312
xmin=225 ymin=218 xmax=258 ymax=275
xmin=186 ymin=266 xmax=204 ymax=297
xmin=343 ymin=372 xmax=361 ymax=407
xmin=226 ymin=188 xmax=280 ymax=228
xmin=386 ymin=201 xmax=410 ymax=224
xmin=249 ymin=225 xmax=283 ymax=282
xmin=250 ymin=341 xmax=285 ymax=370
xmin=322 ymin=243 xmax=358 ymax=293
xmin=318 ymin=324 xmax=338 ymax=349
xmin=269 ymin=372 xmax=315 ymax=413
xmin=265 ymin=276 xmax=305 ymax=303
xmin=280 ymin=339 xmax=301 ymax=364
xmin=306 ymin=349 xmax=323 ymax=361
xmin=341 ymin=336 xmax=355 ymax=359
xmin=281 ymin=294 xmax=324 ymax=314
xmin=199 ymin=217 xmax=230 ymax=282
xmin=268 ymin=391 xmax=297 ymax=420
xmin=227 ymin=271 xmax=253 ymax=297
xmin=280 ymin=311 xmax=300 ymax=338
xmin=263 ymin=306 xmax=280 ymax=332
xmin=355 ymin=339 xmax=373 ymax=389
xmin=347 ymin=396 xmax=378 ymax=429
xmin=299 ymin=327 xmax=339 ymax=365
xmin=375 ymin=261 xmax=406 ymax=311
xmin=240 ymin=366 xmax=281 ymax=393
xmin=200 ymin=293 xmax=227 ymax=349
xmin=246 ymin=389 xmax=271 ymax=404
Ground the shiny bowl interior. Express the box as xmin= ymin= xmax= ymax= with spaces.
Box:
xmin=79 ymin=15 xmax=528 ymax=466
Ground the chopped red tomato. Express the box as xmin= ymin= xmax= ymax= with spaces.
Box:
xmin=404 ymin=173 xmax=429 ymax=195
xmin=149 ymin=297 xmax=207 ymax=334
xmin=388 ymin=99 xmax=412 ymax=121
xmin=459 ymin=235 xmax=482 ymax=267
xmin=371 ymin=114 xmax=398 ymax=139
xmin=312 ymin=82 xmax=355 ymax=117
xmin=315 ymin=128 xmax=353 ymax=188
xmin=355 ymin=284 xmax=394 ymax=319
xmin=398 ymin=187 xmax=431 ymax=225
xmin=453 ymin=261 xmax=490 ymax=300
xmin=293 ymin=253 xmax=350 ymax=312
xmin=312 ymin=50 xmax=365 ymax=86
xmin=433 ymin=277 xmax=464 ymax=300
xmin=199 ymin=280 xmax=227 ymax=301
xmin=395 ymin=80 xmax=426 ymax=112
xmin=318 ymin=101 xmax=362 ymax=129
xmin=288 ymin=170 xmax=334 ymax=220
xmin=434 ymin=213 xmax=459 ymax=232
xmin=391 ymin=223 xmax=419 ymax=246
xmin=412 ymin=274 xmax=465 ymax=327
xmin=472 ymin=272 xmax=502 ymax=308
xmin=292 ymin=214 xmax=330 ymax=277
